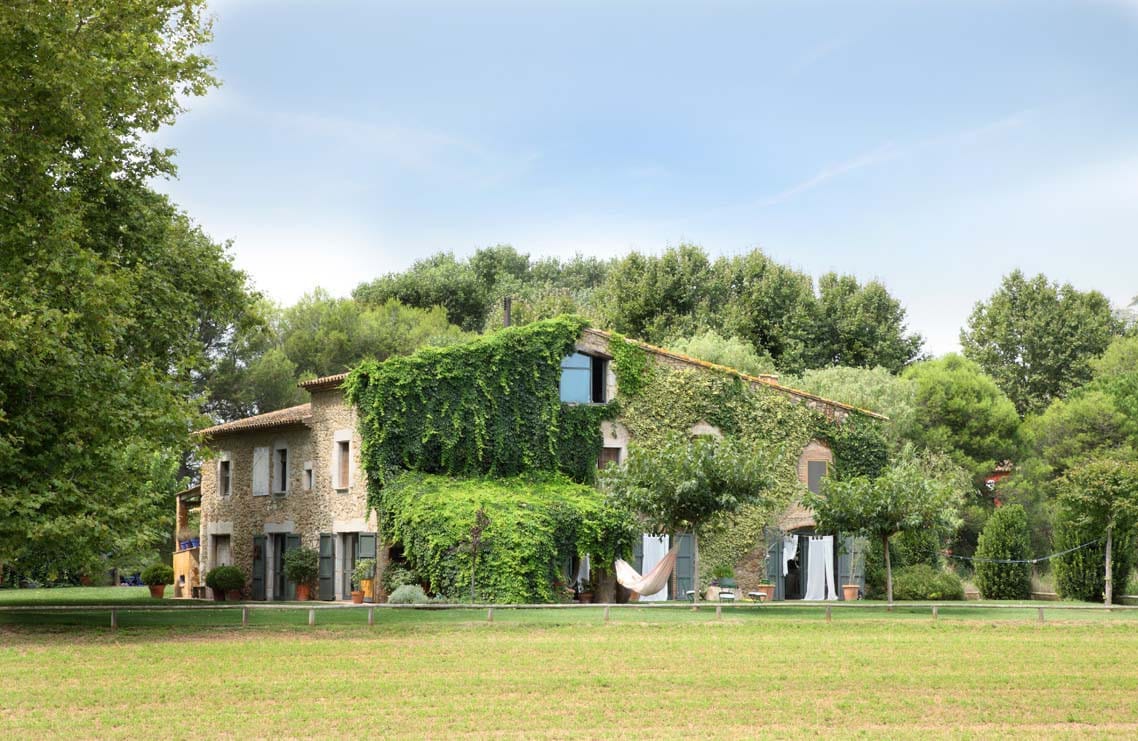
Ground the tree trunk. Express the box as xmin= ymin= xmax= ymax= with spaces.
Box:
xmin=1105 ymin=523 xmax=1113 ymax=607
xmin=883 ymin=533 xmax=893 ymax=606
xmin=691 ymin=532 xmax=700 ymax=608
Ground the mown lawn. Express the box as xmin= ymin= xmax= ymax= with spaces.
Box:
xmin=3 ymin=604 xmax=1138 ymax=738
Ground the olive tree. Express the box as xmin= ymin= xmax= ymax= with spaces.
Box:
xmin=806 ymin=446 xmax=968 ymax=603
xmin=600 ymin=434 xmax=786 ymax=604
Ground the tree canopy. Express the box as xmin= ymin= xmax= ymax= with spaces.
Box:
xmin=0 ymin=0 xmax=256 ymax=573
xmin=961 ymin=270 xmax=1122 ymax=416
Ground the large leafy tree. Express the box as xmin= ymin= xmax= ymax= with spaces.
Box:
xmin=961 ymin=270 xmax=1122 ymax=415
xmin=0 ymin=0 xmax=257 ymax=573
xmin=806 ymin=447 xmax=968 ymax=602
xmin=793 ymin=366 xmax=919 ymax=449
xmin=600 ymin=434 xmax=785 ymax=603
xmin=902 ymin=354 xmax=1020 ymax=481
xmin=812 ymin=273 xmax=923 ymax=373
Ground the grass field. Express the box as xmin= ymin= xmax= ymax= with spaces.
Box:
xmin=3 ymin=597 xmax=1138 ymax=738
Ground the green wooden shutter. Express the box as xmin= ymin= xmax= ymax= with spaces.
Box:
xmin=319 ymin=534 xmax=335 ymax=600
xmin=252 ymin=535 xmax=267 ymax=601
xmin=766 ymin=529 xmax=784 ymax=600
xmin=358 ymin=532 xmax=377 ymax=561
xmin=632 ymin=536 xmax=644 ymax=573
xmin=673 ymin=533 xmax=694 ymax=600
xmin=285 ymin=534 xmax=301 ymax=599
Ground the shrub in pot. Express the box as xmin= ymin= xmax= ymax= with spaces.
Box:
xmin=351 ymin=559 xmax=376 ymax=604
xmin=141 ymin=564 xmax=174 ymax=599
xmin=283 ymin=547 xmax=319 ymax=600
xmin=205 ymin=565 xmax=246 ymax=602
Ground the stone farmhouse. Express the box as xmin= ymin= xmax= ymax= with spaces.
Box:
xmin=188 ymin=326 xmax=883 ymax=602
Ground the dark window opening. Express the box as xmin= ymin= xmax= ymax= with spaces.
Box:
xmin=591 ymin=358 xmax=607 ymax=403
xmin=219 ymin=460 xmax=231 ymax=496
xmin=276 ymin=448 xmax=288 ymax=493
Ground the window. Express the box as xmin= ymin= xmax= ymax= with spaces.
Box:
xmin=598 ymin=447 xmax=621 ymax=470
xmin=212 ymin=534 xmax=232 ymax=567
xmin=218 ymin=459 xmax=231 ymax=497
xmin=252 ymin=446 xmax=270 ymax=496
xmin=273 ymin=444 xmax=288 ymax=494
xmin=807 ymin=460 xmax=829 ymax=494
xmin=303 ymin=462 xmax=313 ymax=491
xmin=337 ymin=440 xmax=350 ymax=489
xmin=560 ymin=352 xmax=607 ymax=404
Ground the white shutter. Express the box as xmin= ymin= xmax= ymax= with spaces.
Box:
xmin=252 ymin=446 xmax=269 ymax=496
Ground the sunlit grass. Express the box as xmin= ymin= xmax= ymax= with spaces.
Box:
xmin=3 ymin=602 xmax=1138 ymax=737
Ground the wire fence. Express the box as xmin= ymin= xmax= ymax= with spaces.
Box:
xmin=3 ymin=598 xmax=1138 ymax=629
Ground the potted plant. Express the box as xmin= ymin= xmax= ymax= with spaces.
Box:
xmin=841 ymin=538 xmax=861 ymax=601
xmin=283 ymin=547 xmax=319 ymax=601
xmin=577 ymin=579 xmax=594 ymax=603
xmin=141 ymin=564 xmax=174 ymax=599
xmin=351 ymin=559 xmax=375 ymax=604
xmin=354 ymin=558 xmax=376 ymax=603
xmin=205 ymin=565 xmax=246 ymax=602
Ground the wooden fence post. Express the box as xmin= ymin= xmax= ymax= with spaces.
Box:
xmin=308 ymin=608 xmax=315 ymax=626
xmin=932 ymin=605 xmax=938 ymax=621
xmin=487 ymin=607 xmax=494 ymax=623
xmin=242 ymin=606 xmax=248 ymax=627
xmin=110 ymin=608 xmax=117 ymax=629
xmin=1037 ymin=607 xmax=1045 ymax=625
xmin=603 ymin=605 xmax=610 ymax=623
xmin=825 ymin=606 xmax=832 ymax=623
xmin=368 ymin=607 xmax=374 ymax=626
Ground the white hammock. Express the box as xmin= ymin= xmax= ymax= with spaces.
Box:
xmin=614 ymin=545 xmax=680 ymax=597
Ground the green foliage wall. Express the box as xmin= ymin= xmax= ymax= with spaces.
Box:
xmin=346 ymin=315 xmax=612 ymax=505
xmin=609 ymin=344 xmax=888 ymax=578
xmin=381 ymin=473 xmax=635 ymax=603
xmin=973 ymin=504 xmax=1032 ymax=600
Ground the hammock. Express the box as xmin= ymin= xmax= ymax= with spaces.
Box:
xmin=614 ymin=544 xmax=680 ymax=597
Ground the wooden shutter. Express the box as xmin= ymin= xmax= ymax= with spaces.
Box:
xmin=252 ymin=447 xmax=269 ymax=496
xmin=358 ymin=532 xmax=377 ymax=561
xmin=632 ymin=535 xmax=644 ymax=574
xmin=338 ymin=441 xmax=350 ymax=488
xmin=767 ymin=529 xmax=784 ymax=600
xmin=673 ymin=533 xmax=694 ymax=600
xmin=319 ymin=534 xmax=335 ymax=600
xmin=252 ymin=535 xmax=267 ymax=600
xmin=807 ymin=460 xmax=829 ymax=494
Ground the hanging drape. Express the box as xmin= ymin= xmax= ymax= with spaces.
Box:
xmin=804 ymin=536 xmax=838 ymax=600
xmin=783 ymin=534 xmax=799 ymax=577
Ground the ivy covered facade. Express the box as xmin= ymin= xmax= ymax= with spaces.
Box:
xmin=191 ymin=317 xmax=885 ymax=603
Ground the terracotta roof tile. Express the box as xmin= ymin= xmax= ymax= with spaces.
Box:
xmin=298 ymin=372 xmax=349 ymax=391
xmin=196 ymin=403 xmax=312 ymax=436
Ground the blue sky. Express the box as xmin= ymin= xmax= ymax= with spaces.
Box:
xmin=154 ymin=0 xmax=1138 ymax=355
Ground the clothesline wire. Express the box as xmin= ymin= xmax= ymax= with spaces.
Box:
xmin=943 ymin=538 xmax=1101 ymax=565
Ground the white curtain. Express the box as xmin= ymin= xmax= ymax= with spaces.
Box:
xmin=639 ymin=534 xmax=670 ymax=601
xmin=782 ymin=534 xmax=799 ymax=577
xmin=804 ymin=536 xmax=838 ymax=600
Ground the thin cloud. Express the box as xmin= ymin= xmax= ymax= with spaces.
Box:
xmin=755 ymin=143 xmax=900 ymax=208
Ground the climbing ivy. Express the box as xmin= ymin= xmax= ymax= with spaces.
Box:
xmin=380 ymin=472 xmax=636 ymax=603
xmin=346 ymin=315 xmax=612 ymax=510
xmin=608 ymin=332 xmax=651 ymax=398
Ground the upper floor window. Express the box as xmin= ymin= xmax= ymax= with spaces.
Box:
xmin=807 ymin=460 xmax=829 ymax=494
xmin=218 ymin=458 xmax=232 ymax=497
xmin=273 ymin=444 xmax=289 ymax=494
xmin=560 ymin=352 xmax=607 ymax=404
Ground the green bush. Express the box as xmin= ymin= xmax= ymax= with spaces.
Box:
xmin=382 ymin=564 xmax=419 ymax=593
xmin=864 ymin=529 xmax=944 ymax=599
xmin=974 ymin=504 xmax=1032 ymax=600
xmin=140 ymin=564 xmax=173 ymax=586
xmin=891 ymin=564 xmax=964 ymax=600
xmin=205 ymin=565 xmax=246 ymax=593
xmin=388 ymin=584 xmax=429 ymax=604
xmin=1053 ymin=511 xmax=1134 ymax=603
xmin=283 ymin=547 xmax=319 ymax=585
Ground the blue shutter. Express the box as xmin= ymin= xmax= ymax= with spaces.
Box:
xmin=673 ymin=533 xmax=694 ymax=600
xmin=252 ymin=535 xmax=266 ymax=601
xmin=319 ymin=534 xmax=335 ymax=601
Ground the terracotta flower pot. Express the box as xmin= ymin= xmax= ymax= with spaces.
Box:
xmin=755 ymin=584 xmax=775 ymax=602
xmin=295 ymin=583 xmax=311 ymax=601
xmin=578 ymin=591 xmax=594 ymax=604
xmin=225 ymin=589 xmax=242 ymax=601
xmin=842 ymin=584 xmax=859 ymax=602
xmin=351 ymin=590 xmax=365 ymax=604
xmin=148 ymin=584 xmax=166 ymax=599
xmin=360 ymin=579 xmax=374 ymax=603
